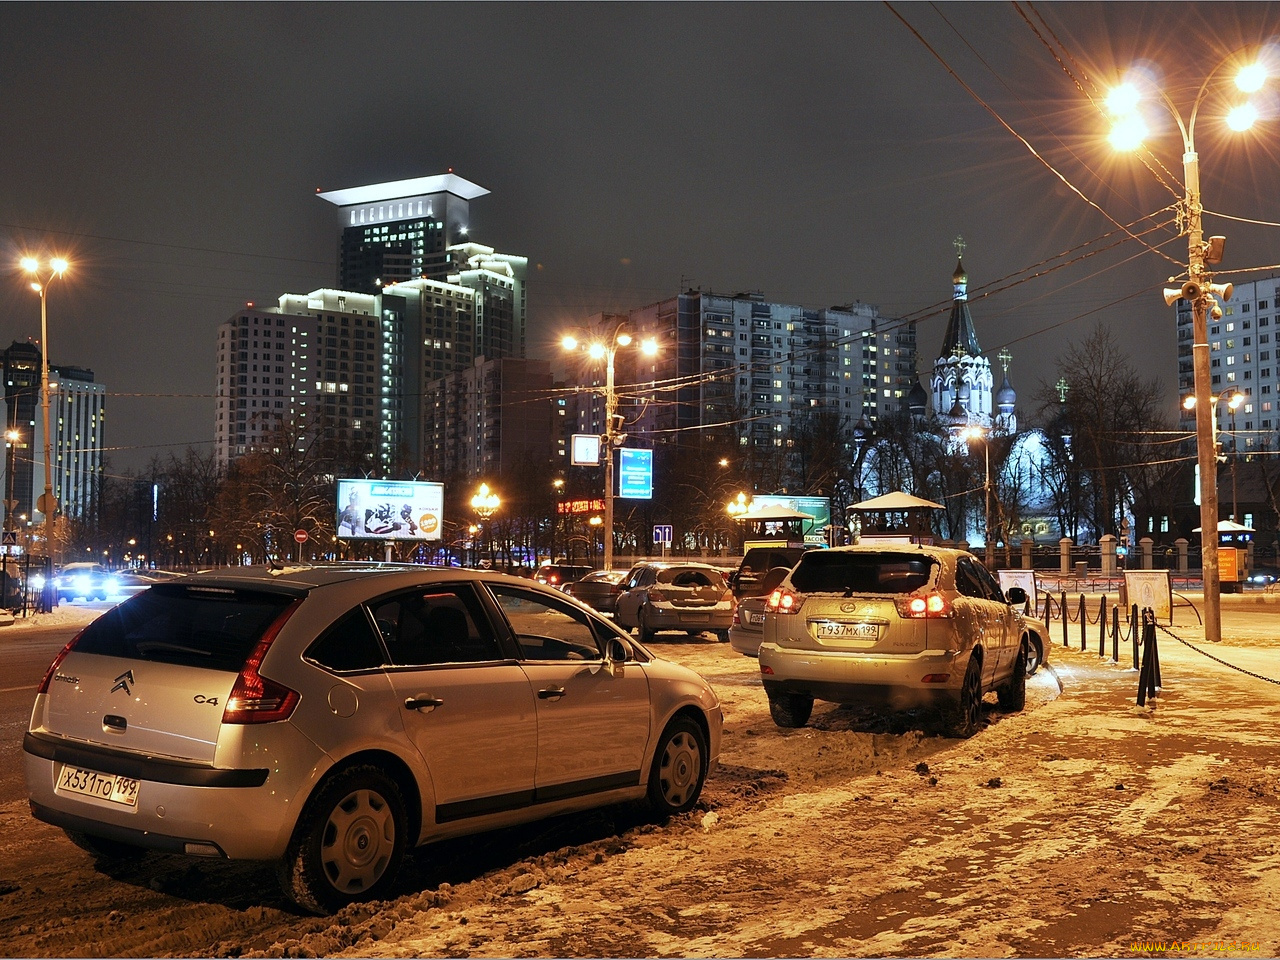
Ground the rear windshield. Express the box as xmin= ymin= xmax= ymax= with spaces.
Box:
xmin=658 ymin=568 xmax=725 ymax=588
xmin=70 ymin=584 xmax=298 ymax=671
xmin=790 ymin=552 xmax=937 ymax=595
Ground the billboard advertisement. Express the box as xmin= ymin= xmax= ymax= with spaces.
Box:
xmin=752 ymin=495 xmax=832 ymax=545
xmin=336 ymin=479 xmax=444 ymax=541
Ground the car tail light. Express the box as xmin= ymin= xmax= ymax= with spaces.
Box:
xmin=731 ymin=606 xmax=741 ymax=627
xmin=223 ymin=599 xmax=303 ymax=725
xmin=36 ymin=629 xmax=89 ymax=694
xmin=895 ymin=593 xmax=952 ymax=618
xmin=648 ymin=588 xmax=668 ymax=602
xmin=547 ymin=573 xmax=561 ymax=584
xmin=765 ymin=587 xmax=801 ymax=614
xmin=719 ymin=588 xmax=734 ymax=604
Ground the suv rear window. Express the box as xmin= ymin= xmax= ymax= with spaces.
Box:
xmin=70 ymin=584 xmax=298 ymax=671
xmin=790 ymin=552 xmax=937 ymax=595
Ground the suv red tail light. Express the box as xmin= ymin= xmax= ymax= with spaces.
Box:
xmin=765 ymin=587 xmax=801 ymax=614
xmin=894 ymin=593 xmax=952 ymax=619
xmin=223 ymin=599 xmax=303 ymax=725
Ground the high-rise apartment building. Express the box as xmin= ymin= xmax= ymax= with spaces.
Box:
xmin=44 ymin=365 xmax=106 ymax=521
xmin=565 ymin=292 xmax=914 ymax=463
xmin=1176 ymin=276 xmax=1280 ymax=451
xmin=316 ymin=173 xmax=490 ymax=293
xmin=421 ymin=356 xmax=555 ymax=478
xmin=1 ymin=342 xmax=105 ymax=528
xmin=214 ymin=291 xmax=383 ymax=464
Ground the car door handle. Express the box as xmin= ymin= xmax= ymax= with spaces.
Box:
xmin=538 ymin=686 xmax=566 ymax=701
xmin=404 ymin=696 xmax=444 ymax=712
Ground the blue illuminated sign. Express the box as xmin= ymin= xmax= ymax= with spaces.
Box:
xmin=618 ymin=448 xmax=653 ymax=500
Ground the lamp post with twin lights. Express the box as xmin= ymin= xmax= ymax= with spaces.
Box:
xmin=20 ymin=256 xmax=68 ymax=568
xmin=1183 ymin=389 xmax=1244 ymax=522
xmin=960 ymin=426 xmax=992 ymax=568
xmin=561 ymin=328 xmax=658 ymax=572
xmin=1107 ymin=51 xmax=1269 ymax=644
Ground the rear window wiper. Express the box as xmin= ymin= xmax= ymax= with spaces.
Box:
xmin=134 ymin=640 xmax=212 ymax=659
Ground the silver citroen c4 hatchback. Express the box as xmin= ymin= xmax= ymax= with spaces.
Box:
xmin=25 ymin=564 xmax=722 ymax=913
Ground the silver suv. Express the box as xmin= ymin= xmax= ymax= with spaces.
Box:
xmin=757 ymin=545 xmax=1031 ymax=736
xmin=24 ymin=565 xmax=722 ymax=913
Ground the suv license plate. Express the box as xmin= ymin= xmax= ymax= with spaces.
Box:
xmin=57 ymin=765 xmax=140 ymax=807
xmin=747 ymin=611 xmax=765 ymax=625
xmin=815 ymin=621 xmax=879 ymax=640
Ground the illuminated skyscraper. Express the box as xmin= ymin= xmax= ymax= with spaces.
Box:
xmin=316 ymin=173 xmax=490 ymax=293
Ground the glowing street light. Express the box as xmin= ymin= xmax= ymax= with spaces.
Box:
xmin=470 ymin=483 xmax=500 ymax=568
xmin=562 ymin=327 xmax=658 ymax=571
xmin=1108 ymin=52 xmax=1268 ymax=643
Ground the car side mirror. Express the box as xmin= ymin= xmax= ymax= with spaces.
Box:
xmin=605 ymin=637 xmax=628 ymax=676
xmin=1005 ymin=586 xmax=1027 ymax=606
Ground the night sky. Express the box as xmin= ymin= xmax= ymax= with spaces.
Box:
xmin=3 ymin=2 xmax=1280 ymax=476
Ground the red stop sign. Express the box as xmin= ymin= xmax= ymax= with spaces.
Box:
xmin=294 ymin=529 xmax=308 ymax=543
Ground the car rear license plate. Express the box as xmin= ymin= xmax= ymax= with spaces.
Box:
xmin=683 ymin=613 xmax=710 ymax=623
xmin=748 ymin=611 xmax=765 ymax=625
xmin=815 ymin=621 xmax=879 ymax=640
xmin=57 ymin=765 xmax=140 ymax=807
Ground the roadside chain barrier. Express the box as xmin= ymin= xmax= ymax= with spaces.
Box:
xmin=1155 ymin=621 xmax=1280 ymax=687
xmin=1038 ymin=589 xmax=1280 ymax=697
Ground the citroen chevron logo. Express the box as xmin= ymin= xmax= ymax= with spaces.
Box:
xmin=111 ymin=670 xmax=134 ymax=696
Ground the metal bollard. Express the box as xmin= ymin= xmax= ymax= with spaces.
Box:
xmin=1098 ymin=595 xmax=1107 ymax=657
xmin=1131 ymin=603 xmax=1140 ymax=670
xmin=1112 ymin=604 xmax=1120 ymax=663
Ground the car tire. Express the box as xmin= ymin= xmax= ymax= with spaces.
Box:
xmin=278 ymin=764 xmax=407 ymax=915
xmin=638 ymin=607 xmax=656 ymax=644
xmin=946 ymin=654 xmax=984 ymax=738
xmin=646 ymin=716 xmax=708 ymax=816
xmin=766 ymin=688 xmax=813 ymax=728
xmin=997 ymin=642 xmax=1028 ymax=713
xmin=65 ymin=829 xmax=146 ymax=863
xmin=715 ymin=630 xmax=730 ymax=643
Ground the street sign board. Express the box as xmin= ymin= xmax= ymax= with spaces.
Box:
xmin=294 ymin=529 xmax=308 ymax=543
xmin=618 ymin=448 xmax=653 ymax=500
xmin=1 ymin=531 xmax=16 ymax=546
xmin=571 ymin=433 xmax=601 ymax=466
xmin=653 ymin=524 xmax=673 ymax=545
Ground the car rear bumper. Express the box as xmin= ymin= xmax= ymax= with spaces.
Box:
xmin=758 ymin=643 xmax=971 ymax=706
xmin=728 ymin=626 xmax=762 ymax=656
xmin=23 ymin=727 xmax=324 ymax=861
xmin=648 ymin=605 xmax=733 ymax=631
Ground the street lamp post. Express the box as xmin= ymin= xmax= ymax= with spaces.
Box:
xmin=470 ymin=483 xmax=500 ymax=569
xmin=20 ymin=257 xmax=68 ymax=573
xmin=562 ymin=328 xmax=658 ymax=572
xmin=2 ymin=428 xmax=15 ymax=610
xmin=1108 ymin=55 xmax=1267 ymax=644
xmin=961 ymin=426 xmax=991 ymax=568
xmin=1183 ymin=390 xmax=1244 ymax=520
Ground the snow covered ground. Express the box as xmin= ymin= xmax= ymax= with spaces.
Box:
xmin=4 ymin=597 xmax=1280 ymax=957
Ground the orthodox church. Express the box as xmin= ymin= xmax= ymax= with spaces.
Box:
xmin=894 ymin=241 xmax=1057 ymax=546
